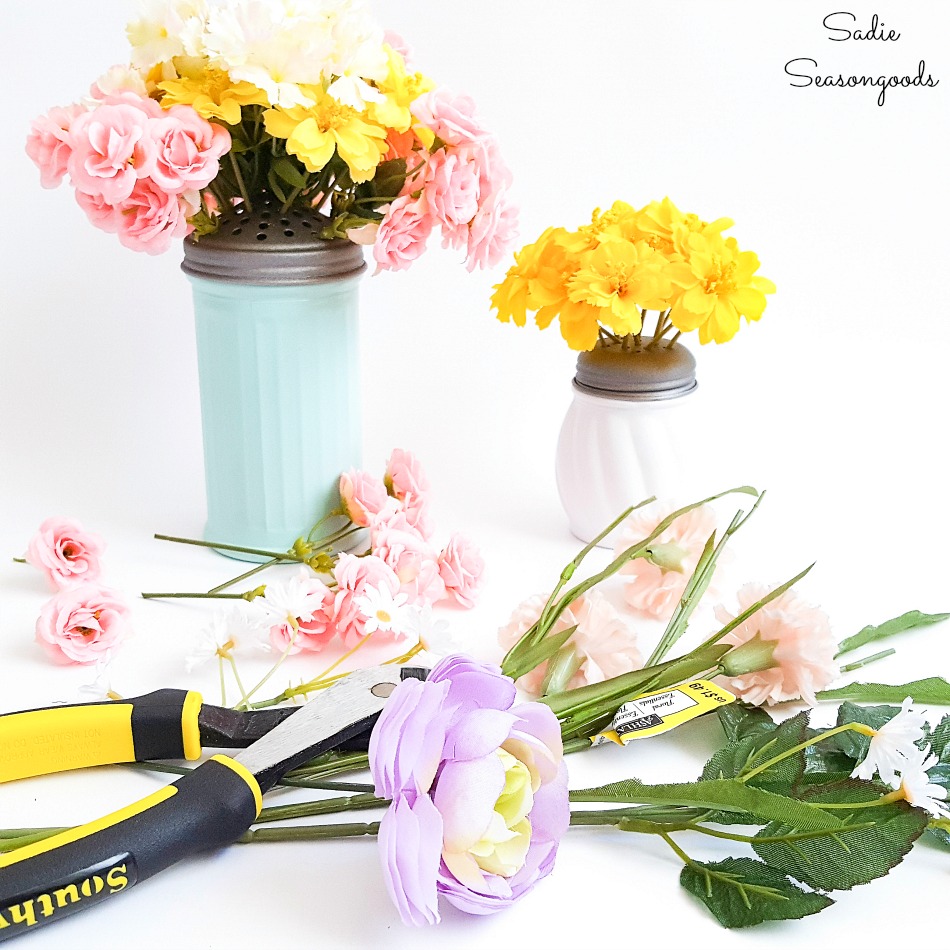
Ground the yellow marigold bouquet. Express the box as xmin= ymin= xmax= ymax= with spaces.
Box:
xmin=491 ymin=198 xmax=776 ymax=350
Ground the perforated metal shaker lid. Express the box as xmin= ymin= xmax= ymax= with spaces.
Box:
xmin=573 ymin=338 xmax=697 ymax=401
xmin=181 ymin=196 xmax=367 ymax=285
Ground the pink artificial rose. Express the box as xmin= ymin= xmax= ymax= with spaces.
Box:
xmin=115 ymin=178 xmax=193 ymax=255
xmin=339 ymin=469 xmax=389 ymax=527
xmin=74 ymin=189 xmax=122 ymax=233
xmin=371 ymin=513 xmax=445 ymax=606
xmin=35 ymin=584 xmax=130 ymax=665
xmin=714 ymin=584 xmax=839 ymax=706
xmin=423 ymin=148 xmax=480 ymax=231
xmin=25 ymin=517 xmax=105 ymax=591
xmin=385 ymin=448 xmax=430 ymax=501
xmin=437 ymin=534 xmax=485 ymax=609
xmin=465 ymin=189 xmax=519 ymax=272
xmin=498 ymin=591 xmax=642 ymax=698
xmin=25 ymin=104 xmax=85 ymax=189
xmin=66 ymin=100 xmax=158 ymax=203
xmin=148 ymin=105 xmax=231 ymax=192
xmin=255 ymin=571 xmax=335 ymax=654
xmin=383 ymin=30 xmax=413 ymax=63
xmin=373 ymin=195 xmax=434 ymax=272
xmin=325 ymin=553 xmax=402 ymax=648
xmin=411 ymin=90 xmax=487 ymax=147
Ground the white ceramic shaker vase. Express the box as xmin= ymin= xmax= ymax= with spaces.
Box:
xmin=555 ymin=338 xmax=699 ymax=547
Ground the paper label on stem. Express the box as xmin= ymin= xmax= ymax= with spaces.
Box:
xmin=591 ymin=679 xmax=735 ymax=746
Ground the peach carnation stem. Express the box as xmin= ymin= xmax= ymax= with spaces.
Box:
xmin=740 ymin=722 xmax=876 ymax=784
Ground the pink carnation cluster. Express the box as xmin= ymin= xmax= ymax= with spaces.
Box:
xmin=23 ymin=517 xmax=131 ymax=665
xmin=257 ymin=450 xmax=485 ymax=655
xmin=373 ymin=90 xmax=518 ymax=273
xmin=26 ymin=88 xmax=229 ymax=254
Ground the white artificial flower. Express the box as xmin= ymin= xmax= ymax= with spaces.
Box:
xmin=403 ymin=603 xmax=460 ymax=657
xmin=355 ymin=584 xmax=409 ymax=636
xmin=185 ymin=608 xmax=260 ymax=672
xmin=851 ymin=697 xmax=929 ymax=786
xmin=127 ymin=0 xmax=210 ymax=69
xmin=897 ymin=745 xmax=950 ymax=819
xmin=252 ymin=569 xmax=329 ymax=637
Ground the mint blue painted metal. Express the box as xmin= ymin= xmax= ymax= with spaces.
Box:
xmin=182 ymin=199 xmax=366 ymax=560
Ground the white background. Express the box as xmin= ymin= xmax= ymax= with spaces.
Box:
xmin=1 ymin=1 xmax=949 ymax=948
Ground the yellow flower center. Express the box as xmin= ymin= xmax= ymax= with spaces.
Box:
xmin=703 ymin=258 xmax=737 ymax=296
xmin=467 ymin=749 xmax=534 ymax=878
xmin=375 ymin=609 xmax=392 ymax=624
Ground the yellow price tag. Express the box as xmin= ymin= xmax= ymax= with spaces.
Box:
xmin=591 ymin=679 xmax=735 ymax=746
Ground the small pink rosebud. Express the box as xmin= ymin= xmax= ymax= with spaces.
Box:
xmin=35 ymin=584 xmax=131 ymax=665
xmin=25 ymin=517 xmax=105 ymax=591
xmin=437 ymin=533 xmax=485 ymax=609
xmin=339 ymin=469 xmax=389 ymax=527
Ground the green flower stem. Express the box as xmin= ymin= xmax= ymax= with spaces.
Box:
xmin=239 ymin=821 xmax=380 ymax=843
xmin=814 ymin=791 xmax=904 ymax=810
xmin=209 ymin=558 xmax=280 ymax=594
xmin=140 ymin=591 xmax=249 ymax=600
xmin=0 ymin=829 xmax=69 ymax=852
xmin=123 ymin=760 xmax=373 ymax=793
xmin=839 ymin=649 xmax=897 ymax=673
xmin=562 ymin=736 xmax=593 ymax=755
xmin=739 ymin=722 xmax=873 ymax=783
xmin=11 ymin=557 xmax=26 ymax=564
xmin=234 ymin=626 xmax=301 ymax=709
xmin=286 ymin=750 xmax=371 ymax=782
xmin=229 ymin=152 xmax=252 ymax=210
xmin=256 ymin=792 xmax=386 ymax=824
xmin=647 ymin=492 xmax=765 ymax=666
xmin=664 ymin=330 xmax=683 ymax=350
xmin=153 ymin=533 xmax=305 ymax=561
xmin=227 ymin=654 xmax=250 ymax=707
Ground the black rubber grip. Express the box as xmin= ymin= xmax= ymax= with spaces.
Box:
xmin=0 ymin=757 xmax=259 ymax=941
xmin=129 ymin=689 xmax=195 ymax=761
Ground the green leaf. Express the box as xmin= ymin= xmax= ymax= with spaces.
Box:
xmin=505 ymin=626 xmax=577 ymax=683
xmin=835 ymin=610 xmax=949 ymax=659
xmin=266 ymin=168 xmax=288 ymax=203
xmin=818 ymin=678 xmax=950 ymax=705
xmin=680 ymin=857 xmax=833 ymax=928
xmin=717 ymin=703 xmax=777 ymax=742
xmin=753 ymin=786 xmax=927 ymax=891
xmin=371 ymin=157 xmax=407 ymax=200
xmin=926 ymin=826 xmax=950 ymax=850
xmin=272 ymin=156 xmax=309 ymax=189
xmin=926 ymin=713 xmax=950 ymax=760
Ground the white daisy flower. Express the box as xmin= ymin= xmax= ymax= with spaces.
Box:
xmin=354 ymin=584 xmax=409 ymax=636
xmin=851 ymin=697 xmax=929 ymax=786
xmin=185 ymin=609 xmax=260 ymax=672
xmin=897 ymin=745 xmax=950 ymax=819
xmin=77 ymin=653 xmax=119 ymax=702
xmin=403 ymin=603 xmax=460 ymax=657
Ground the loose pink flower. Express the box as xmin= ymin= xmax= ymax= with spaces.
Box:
xmin=437 ymin=534 xmax=485 ymax=609
xmin=325 ymin=552 xmax=402 ymax=648
xmin=339 ymin=469 xmax=389 ymax=527
xmin=498 ymin=591 xmax=642 ymax=698
xmin=714 ymin=583 xmax=838 ymax=706
xmin=373 ymin=195 xmax=434 ymax=272
xmin=411 ymin=90 xmax=488 ymax=147
xmin=114 ymin=178 xmax=193 ymax=255
xmin=386 ymin=448 xmax=430 ymax=501
xmin=25 ymin=517 xmax=105 ymax=591
xmin=371 ymin=518 xmax=445 ymax=606
xmin=35 ymin=584 xmax=130 ymax=665
xmin=465 ymin=189 xmax=519 ymax=272
xmin=25 ymin=104 xmax=84 ymax=189
xmin=66 ymin=100 xmax=158 ymax=203
xmin=255 ymin=570 xmax=334 ymax=654
xmin=615 ymin=502 xmax=722 ymax=620
xmin=148 ymin=105 xmax=231 ymax=192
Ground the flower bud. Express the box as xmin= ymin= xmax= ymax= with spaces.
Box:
xmin=645 ymin=542 xmax=688 ymax=573
xmin=720 ymin=633 xmax=777 ymax=677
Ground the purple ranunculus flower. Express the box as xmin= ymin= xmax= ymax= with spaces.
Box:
xmin=369 ymin=655 xmax=569 ymax=925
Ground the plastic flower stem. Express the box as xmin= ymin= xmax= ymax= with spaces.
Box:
xmin=229 ymin=153 xmax=252 ymax=210
xmin=281 ymin=185 xmax=303 ymax=213
xmin=153 ymin=533 xmax=305 ymax=561
xmin=226 ymin=654 xmax=250 ymax=706
xmin=235 ymin=626 xmax=301 ymax=710
xmin=0 ymin=829 xmax=70 ymax=852
xmin=285 ymin=751 xmax=370 ymax=782
xmin=208 ymin=558 xmax=280 ymax=594
xmin=218 ymin=655 xmax=227 ymax=706
xmin=140 ymin=591 xmax=249 ymax=600
xmin=647 ymin=492 xmax=765 ymax=666
xmin=816 ymin=791 xmax=905 ymax=809
xmin=839 ymin=649 xmax=897 ymax=673
xmin=690 ymin=562 xmax=815 ymax=655
xmin=255 ymin=792 xmax=386 ymax=824
xmin=739 ymin=722 xmax=874 ymax=783
xmin=122 ymin=760 xmax=373 ymax=793
xmin=664 ymin=330 xmax=683 ymax=350
xmin=11 ymin=557 xmax=26 ymax=564
xmin=239 ymin=821 xmax=380 ymax=843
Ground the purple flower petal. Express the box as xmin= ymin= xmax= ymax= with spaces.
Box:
xmin=444 ymin=708 xmax=517 ymax=761
xmin=428 ymin=654 xmax=517 ymax=711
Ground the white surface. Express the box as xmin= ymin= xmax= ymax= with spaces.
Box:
xmin=1 ymin=1 xmax=949 ymax=948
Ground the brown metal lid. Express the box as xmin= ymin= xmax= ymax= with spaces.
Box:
xmin=574 ymin=338 xmax=697 ymax=401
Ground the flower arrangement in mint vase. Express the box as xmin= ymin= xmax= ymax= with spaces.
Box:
xmin=25 ymin=0 xmax=518 ymax=557
xmin=491 ymin=198 xmax=775 ymax=546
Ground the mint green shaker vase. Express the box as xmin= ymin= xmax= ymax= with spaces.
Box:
xmin=181 ymin=198 xmax=366 ymax=561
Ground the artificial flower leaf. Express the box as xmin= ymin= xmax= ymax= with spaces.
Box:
xmin=371 ymin=158 xmax=408 ymax=201
xmin=680 ymin=857 xmax=833 ymax=928
xmin=834 ymin=610 xmax=950 ymax=659
xmin=818 ymin=678 xmax=950 ymax=705
xmin=272 ymin=156 xmax=309 ymax=190
xmin=925 ymin=713 xmax=950 ymax=761
xmin=926 ymin=825 xmax=950 ymax=850
xmin=753 ymin=791 xmax=927 ymax=891
xmin=505 ymin=626 xmax=578 ymax=684
xmin=266 ymin=169 xmax=289 ymax=204
xmin=717 ymin=703 xmax=776 ymax=742
xmin=831 ymin=702 xmax=903 ymax=761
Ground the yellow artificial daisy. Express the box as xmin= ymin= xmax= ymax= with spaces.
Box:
xmin=632 ymin=197 xmax=733 ymax=260
xmin=158 ymin=68 xmax=267 ymax=125
xmin=264 ymin=87 xmax=389 ymax=182
xmin=669 ymin=232 xmax=776 ymax=344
